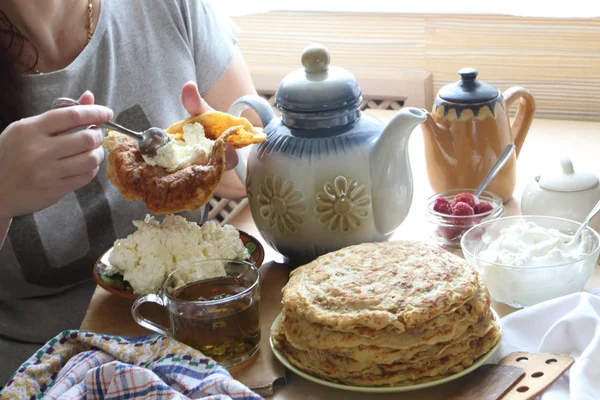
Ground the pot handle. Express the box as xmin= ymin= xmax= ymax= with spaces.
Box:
xmin=503 ymin=87 xmax=536 ymax=157
xmin=131 ymin=293 xmax=169 ymax=336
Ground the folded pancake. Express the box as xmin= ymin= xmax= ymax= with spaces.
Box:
xmin=282 ymin=241 xmax=480 ymax=333
xmin=104 ymin=111 xmax=265 ymax=214
xmin=104 ymin=128 xmax=231 ymax=214
xmin=165 ymin=111 xmax=266 ymax=148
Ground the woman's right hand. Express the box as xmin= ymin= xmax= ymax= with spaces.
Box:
xmin=0 ymin=91 xmax=113 ymax=220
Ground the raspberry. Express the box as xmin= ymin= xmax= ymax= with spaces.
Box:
xmin=451 ymin=201 xmax=474 ymax=216
xmin=474 ymin=202 xmax=494 ymax=215
xmin=433 ymin=197 xmax=452 ymax=215
xmin=451 ymin=193 xmax=478 ymax=209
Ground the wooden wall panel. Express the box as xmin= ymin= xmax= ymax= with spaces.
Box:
xmin=232 ymin=12 xmax=600 ymax=121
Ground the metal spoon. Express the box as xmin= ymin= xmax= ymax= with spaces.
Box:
xmin=474 ymin=144 xmax=517 ymax=198
xmin=568 ymin=199 xmax=600 ymax=245
xmin=51 ymin=97 xmax=170 ymax=157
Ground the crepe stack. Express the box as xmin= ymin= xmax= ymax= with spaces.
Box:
xmin=272 ymin=241 xmax=501 ymax=387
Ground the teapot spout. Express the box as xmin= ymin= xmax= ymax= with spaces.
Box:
xmin=370 ymin=108 xmax=427 ymax=235
xmin=228 ymin=95 xmax=277 ymax=130
xmin=422 ymin=112 xmax=451 ymax=137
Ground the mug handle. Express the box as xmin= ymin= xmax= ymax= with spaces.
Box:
xmin=502 ymin=87 xmax=536 ymax=158
xmin=131 ymin=294 xmax=169 ymax=336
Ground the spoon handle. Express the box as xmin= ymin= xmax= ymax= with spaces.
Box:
xmin=474 ymin=144 xmax=516 ymax=198
xmin=572 ymin=199 xmax=600 ymax=241
xmin=52 ymin=97 xmax=143 ymax=141
xmin=100 ymin=121 xmax=143 ymax=141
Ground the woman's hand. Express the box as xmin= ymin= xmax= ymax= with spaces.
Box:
xmin=181 ymin=81 xmax=238 ymax=170
xmin=0 ymin=91 xmax=113 ymax=220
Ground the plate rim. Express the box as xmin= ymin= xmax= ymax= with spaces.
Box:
xmin=93 ymin=229 xmax=265 ymax=300
xmin=269 ymin=308 xmax=502 ymax=393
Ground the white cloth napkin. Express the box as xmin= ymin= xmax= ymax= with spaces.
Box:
xmin=492 ymin=292 xmax=600 ymax=400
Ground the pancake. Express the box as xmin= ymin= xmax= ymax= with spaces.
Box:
xmin=104 ymin=129 xmax=230 ymax=214
xmin=277 ymin=309 xmax=495 ymax=372
xmin=274 ymin=320 xmax=501 ymax=387
xmin=273 ymin=240 xmax=500 ymax=388
xmin=282 ymin=241 xmax=480 ymax=332
xmin=280 ymin=282 xmax=490 ymax=351
xmin=104 ymin=111 xmax=265 ymax=214
xmin=164 ymin=111 xmax=266 ymax=148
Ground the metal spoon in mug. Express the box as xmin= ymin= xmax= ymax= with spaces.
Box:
xmin=51 ymin=97 xmax=170 ymax=157
xmin=568 ymin=199 xmax=600 ymax=245
xmin=473 ymin=144 xmax=517 ymax=198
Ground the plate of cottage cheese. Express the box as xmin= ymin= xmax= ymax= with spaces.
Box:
xmin=93 ymin=214 xmax=265 ymax=299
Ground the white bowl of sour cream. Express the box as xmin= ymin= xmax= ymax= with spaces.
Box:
xmin=461 ymin=216 xmax=600 ymax=308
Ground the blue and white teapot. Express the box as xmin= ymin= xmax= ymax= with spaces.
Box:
xmin=229 ymin=44 xmax=427 ymax=267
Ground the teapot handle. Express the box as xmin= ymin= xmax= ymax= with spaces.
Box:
xmin=502 ymin=87 xmax=536 ymax=157
xmin=227 ymin=96 xmax=276 ymax=186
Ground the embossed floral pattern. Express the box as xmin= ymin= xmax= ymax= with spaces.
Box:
xmin=315 ymin=176 xmax=371 ymax=232
xmin=258 ymin=176 xmax=306 ymax=234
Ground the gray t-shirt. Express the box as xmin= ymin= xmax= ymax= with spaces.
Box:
xmin=0 ymin=0 xmax=239 ymax=382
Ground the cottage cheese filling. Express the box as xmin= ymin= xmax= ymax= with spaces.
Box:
xmin=106 ymin=215 xmax=249 ymax=294
xmin=142 ymin=122 xmax=214 ymax=172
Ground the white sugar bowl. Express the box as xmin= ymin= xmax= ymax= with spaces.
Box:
xmin=521 ymin=157 xmax=600 ymax=232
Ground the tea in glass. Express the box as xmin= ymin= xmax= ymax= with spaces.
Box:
xmin=132 ymin=259 xmax=260 ymax=368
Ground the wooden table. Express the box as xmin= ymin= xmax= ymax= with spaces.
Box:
xmin=81 ymin=110 xmax=600 ymax=399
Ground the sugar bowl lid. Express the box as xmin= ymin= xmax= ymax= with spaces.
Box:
xmin=538 ymin=157 xmax=599 ymax=192
xmin=438 ymin=68 xmax=500 ymax=104
xmin=274 ymin=44 xmax=362 ymax=113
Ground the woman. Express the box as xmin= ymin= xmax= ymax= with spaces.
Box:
xmin=0 ymin=0 xmax=257 ymax=383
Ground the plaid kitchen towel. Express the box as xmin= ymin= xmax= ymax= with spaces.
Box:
xmin=0 ymin=330 xmax=262 ymax=400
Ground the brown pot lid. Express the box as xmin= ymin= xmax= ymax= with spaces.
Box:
xmin=438 ymin=68 xmax=499 ymax=104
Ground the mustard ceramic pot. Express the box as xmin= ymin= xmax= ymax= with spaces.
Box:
xmin=228 ymin=44 xmax=427 ymax=267
xmin=422 ymin=68 xmax=536 ymax=202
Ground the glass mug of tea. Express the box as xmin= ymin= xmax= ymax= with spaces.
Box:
xmin=131 ymin=259 xmax=260 ymax=368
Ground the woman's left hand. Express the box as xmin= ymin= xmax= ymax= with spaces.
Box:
xmin=181 ymin=81 xmax=238 ymax=170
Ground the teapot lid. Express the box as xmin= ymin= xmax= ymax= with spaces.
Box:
xmin=538 ymin=157 xmax=599 ymax=192
xmin=438 ymin=68 xmax=499 ymax=104
xmin=274 ymin=44 xmax=362 ymax=113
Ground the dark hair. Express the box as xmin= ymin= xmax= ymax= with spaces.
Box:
xmin=0 ymin=10 xmax=35 ymax=132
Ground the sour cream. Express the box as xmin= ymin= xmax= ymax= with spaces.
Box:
xmin=478 ymin=221 xmax=593 ymax=267
xmin=142 ymin=122 xmax=214 ymax=172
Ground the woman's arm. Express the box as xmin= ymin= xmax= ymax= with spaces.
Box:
xmin=204 ymin=47 xmax=260 ymax=200
xmin=202 ymin=47 xmax=261 ymax=127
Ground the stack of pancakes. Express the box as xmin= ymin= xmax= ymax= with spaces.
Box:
xmin=272 ymin=241 xmax=501 ymax=387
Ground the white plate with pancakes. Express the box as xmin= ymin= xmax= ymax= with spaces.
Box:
xmin=269 ymin=241 xmax=503 ymax=393
xmin=270 ymin=309 xmax=502 ymax=393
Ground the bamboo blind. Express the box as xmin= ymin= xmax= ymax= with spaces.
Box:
xmin=232 ymin=12 xmax=600 ymax=121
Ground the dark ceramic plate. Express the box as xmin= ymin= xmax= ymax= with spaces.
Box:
xmin=93 ymin=230 xmax=266 ymax=300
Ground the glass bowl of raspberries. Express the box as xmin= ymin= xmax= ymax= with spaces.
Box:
xmin=425 ymin=189 xmax=505 ymax=248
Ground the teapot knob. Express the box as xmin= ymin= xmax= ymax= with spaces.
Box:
xmin=301 ymin=44 xmax=330 ymax=73
xmin=560 ymin=157 xmax=575 ymax=174
xmin=459 ymin=67 xmax=479 ymax=82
